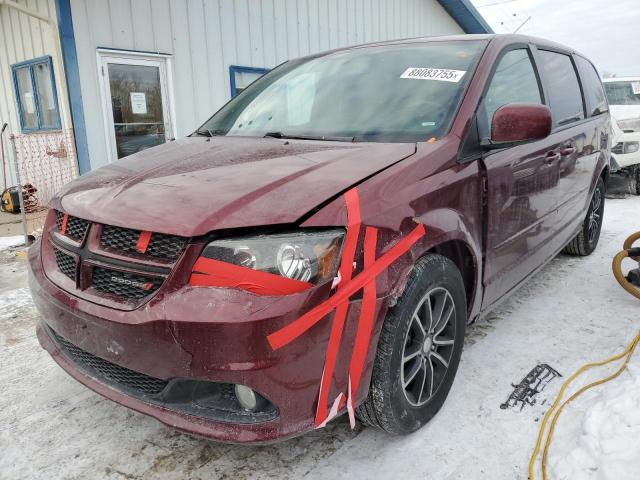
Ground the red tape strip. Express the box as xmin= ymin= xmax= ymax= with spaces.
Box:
xmin=190 ymin=257 xmax=313 ymax=296
xmin=60 ymin=214 xmax=68 ymax=235
xmin=261 ymin=187 xmax=425 ymax=429
xmin=267 ymin=223 xmax=426 ymax=350
xmin=136 ymin=231 xmax=152 ymax=254
xmin=314 ymin=188 xmax=361 ymax=426
xmin=346 ymin=226 xmax=378 ymax=419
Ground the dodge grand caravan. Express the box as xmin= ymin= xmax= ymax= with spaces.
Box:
xmin=29 ymin=34 xmax=611 ymax=443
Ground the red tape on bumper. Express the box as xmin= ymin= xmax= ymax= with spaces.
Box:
xmin=266 ymin=187 xmax=425 ymax=428
xmin=314 ymin=188 xmax=361 ymax=425
xmin=189 ymin=257 xmax=313 ymax=296
xmin=267 ymin=223 xmax=425 ymax=350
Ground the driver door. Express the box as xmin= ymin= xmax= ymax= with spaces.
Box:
xmin=480 ymin=47 xmax=563 ymax=309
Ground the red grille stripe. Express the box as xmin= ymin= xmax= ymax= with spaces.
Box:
xmin=135 ymin=231 xmax=152 ymax=253
xmin=60 ymin=213 xmax=69 ymax=235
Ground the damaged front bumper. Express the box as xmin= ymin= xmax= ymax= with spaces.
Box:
xmin=28 ymin=240 xmax=381 ymax=443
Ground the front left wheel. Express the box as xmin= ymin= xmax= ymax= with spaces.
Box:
xmin=356 ymin=253 xmax=467 ymax=434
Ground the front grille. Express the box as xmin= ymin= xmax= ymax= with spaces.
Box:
xmin=50 ymin=328 xmax=169 ymax=395
xmin=54 ymin=248 xmax=76 ymax=280
xmin=91 ymin=267 xmax=163 ymax=300
xmin=56 ymin=211 xmax=90 ymax=241
xmin=49 ymin=213 xmax=187 ymax=306
xmin=101 ymin=225 xmax=187 ymax=261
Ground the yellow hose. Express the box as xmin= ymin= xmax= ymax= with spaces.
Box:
xmin=624 ymin=231 xmax=640 ymax=261
xmin=528 ymin=332 xmax=640 ymax=479
xmin=528 ymin=231 xmax=640 ymax=479
xmin=612 ymin=231 xmax=640 ymax=300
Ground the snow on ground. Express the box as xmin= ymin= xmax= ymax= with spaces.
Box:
xmin=0 ymin=235 xmax=25 ymax=251
xmin=1 ymin=197 xmax=639 ymax=480
xmin=548 ymin=356 xmax=640 ymax=480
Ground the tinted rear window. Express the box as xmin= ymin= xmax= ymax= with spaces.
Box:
xmin=574 ymin=56 xmax=608 ymax=116
xmin=538 ymin=50 xmax=584 ymax=126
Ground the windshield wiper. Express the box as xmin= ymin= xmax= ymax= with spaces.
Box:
xmin=264 ymin=131 xmax=355 ymax=142
xmin=193 ymin=128 xmax=226 ymax=137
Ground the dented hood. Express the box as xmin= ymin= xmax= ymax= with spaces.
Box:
xmin=55 ymin=137 xmax=416 ymax=236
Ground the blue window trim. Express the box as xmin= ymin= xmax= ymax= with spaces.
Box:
xmin=229 ymin=65 xmax=270 ymax=97
xmin=11 ymin=55 xmax=63 ymax=133
xmin=55 ymin=0 xmax=91 ymax=175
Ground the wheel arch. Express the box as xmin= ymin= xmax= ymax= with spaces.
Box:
xmin=427 ymin=239 xmax=477 ymax=315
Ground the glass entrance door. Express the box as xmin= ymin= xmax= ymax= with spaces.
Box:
xmin=99 ymin=54 xmax=173 ymax=161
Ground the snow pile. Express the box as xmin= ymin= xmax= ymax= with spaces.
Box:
xmin=549 ymin=360 xmax=640 ymax=480
xmin=0 ymin=235 xmax=25 ymax=251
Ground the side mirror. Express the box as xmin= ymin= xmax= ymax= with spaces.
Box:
xmin=486 ymin=103 xmax=552 ymax=148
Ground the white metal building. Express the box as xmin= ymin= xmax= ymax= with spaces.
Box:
xmin=0 ymin=0 xmax=491 ymax=177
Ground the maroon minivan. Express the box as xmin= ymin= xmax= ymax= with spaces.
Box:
xmin=29 ymin=34 xmax=611 ymax=443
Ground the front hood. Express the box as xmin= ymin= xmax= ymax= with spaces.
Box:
xmin=609 ymin=105 xmax=640 ymax=122
xmin=55 ymin=137 xmax=416 ymax=236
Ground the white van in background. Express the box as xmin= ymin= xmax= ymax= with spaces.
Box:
xmin=603 ymin=77 xmax=640 ymax=195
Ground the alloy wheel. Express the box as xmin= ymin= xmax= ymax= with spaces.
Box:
xmin=401 ymin=287 xmax=457 ymax=407
xmin=588 ymin=186 xmax=602 ymax=245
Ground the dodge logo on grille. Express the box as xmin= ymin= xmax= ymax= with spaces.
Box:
xmin=109 ymin=276 xmax=154 ymax=291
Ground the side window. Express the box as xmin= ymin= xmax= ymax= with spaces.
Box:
xmin=538 ymin=50 xmax=584 ymax=126
xmin=229 ymin=65 xmax=270 ymax=97
xmin=11 ymin=56 xmax=61 ymax=132
xmin=574 ymin=56 xmax=608 ymax=116
xmin=483 ymin=49 xmax=542 ymax=128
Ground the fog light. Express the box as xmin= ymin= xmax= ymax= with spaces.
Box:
xmin=235 ymin=384 xmax=258 ymax=411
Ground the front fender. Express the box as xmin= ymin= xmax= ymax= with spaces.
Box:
xmin=302 ymin=138 xmax=484 ymax=320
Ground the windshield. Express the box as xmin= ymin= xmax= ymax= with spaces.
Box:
xmin=197 ymin=41 xmax=487 ymax=143
xmin=604 ymin=81 xmax=640 ymax=106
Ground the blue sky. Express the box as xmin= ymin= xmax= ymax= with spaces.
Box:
xmin=469 ymin=0 xmax=640 ymax=77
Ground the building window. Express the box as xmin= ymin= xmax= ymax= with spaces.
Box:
xmin=11 ymin=56 xmax=61 ymax=132
xmin=229 ymin=65 xmax=270 ymax=97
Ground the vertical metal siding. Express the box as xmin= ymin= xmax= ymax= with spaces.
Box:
xmin=69 ymin=0 xmax=464 ymax=170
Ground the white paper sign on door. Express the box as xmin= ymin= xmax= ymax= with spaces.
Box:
xmin=632 ymin=82 xmax=640 ymax=95
xmin=130 ymin=92 xmax=147 ymax=114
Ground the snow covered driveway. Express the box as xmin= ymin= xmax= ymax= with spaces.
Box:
xmin=2 ymin=197 xmax=639 ymax=480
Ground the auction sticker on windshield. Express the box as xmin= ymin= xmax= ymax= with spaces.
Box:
xmin=400 ymin=67 xmax=466 ymax=82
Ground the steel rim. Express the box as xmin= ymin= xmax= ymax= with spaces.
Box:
xmin=401 ymin=287 xmax=456 ymax=407
xmin=588 ymin=186 xmax=602 ymax=244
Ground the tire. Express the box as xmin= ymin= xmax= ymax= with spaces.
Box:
xmin=355 ymin=253 xmax=467 ymax=434
xmin=633 ymin=166 xmax=640 ymax=196
xmin=563 ymin=176 xmax=605 ymax=256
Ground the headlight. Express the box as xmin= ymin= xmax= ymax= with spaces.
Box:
xmin=200 ymin=230 xmax=344 ymax=285
xmin=624 ymin=141 xmax=640 ymax=154
xmin=616 ymin=118 xmax=640 ymax=132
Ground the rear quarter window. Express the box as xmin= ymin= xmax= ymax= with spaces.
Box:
xmin=538 ymin=50 xmax=585 ymax=127
xmin=574 ymin=56 xmax=608 ymax=116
